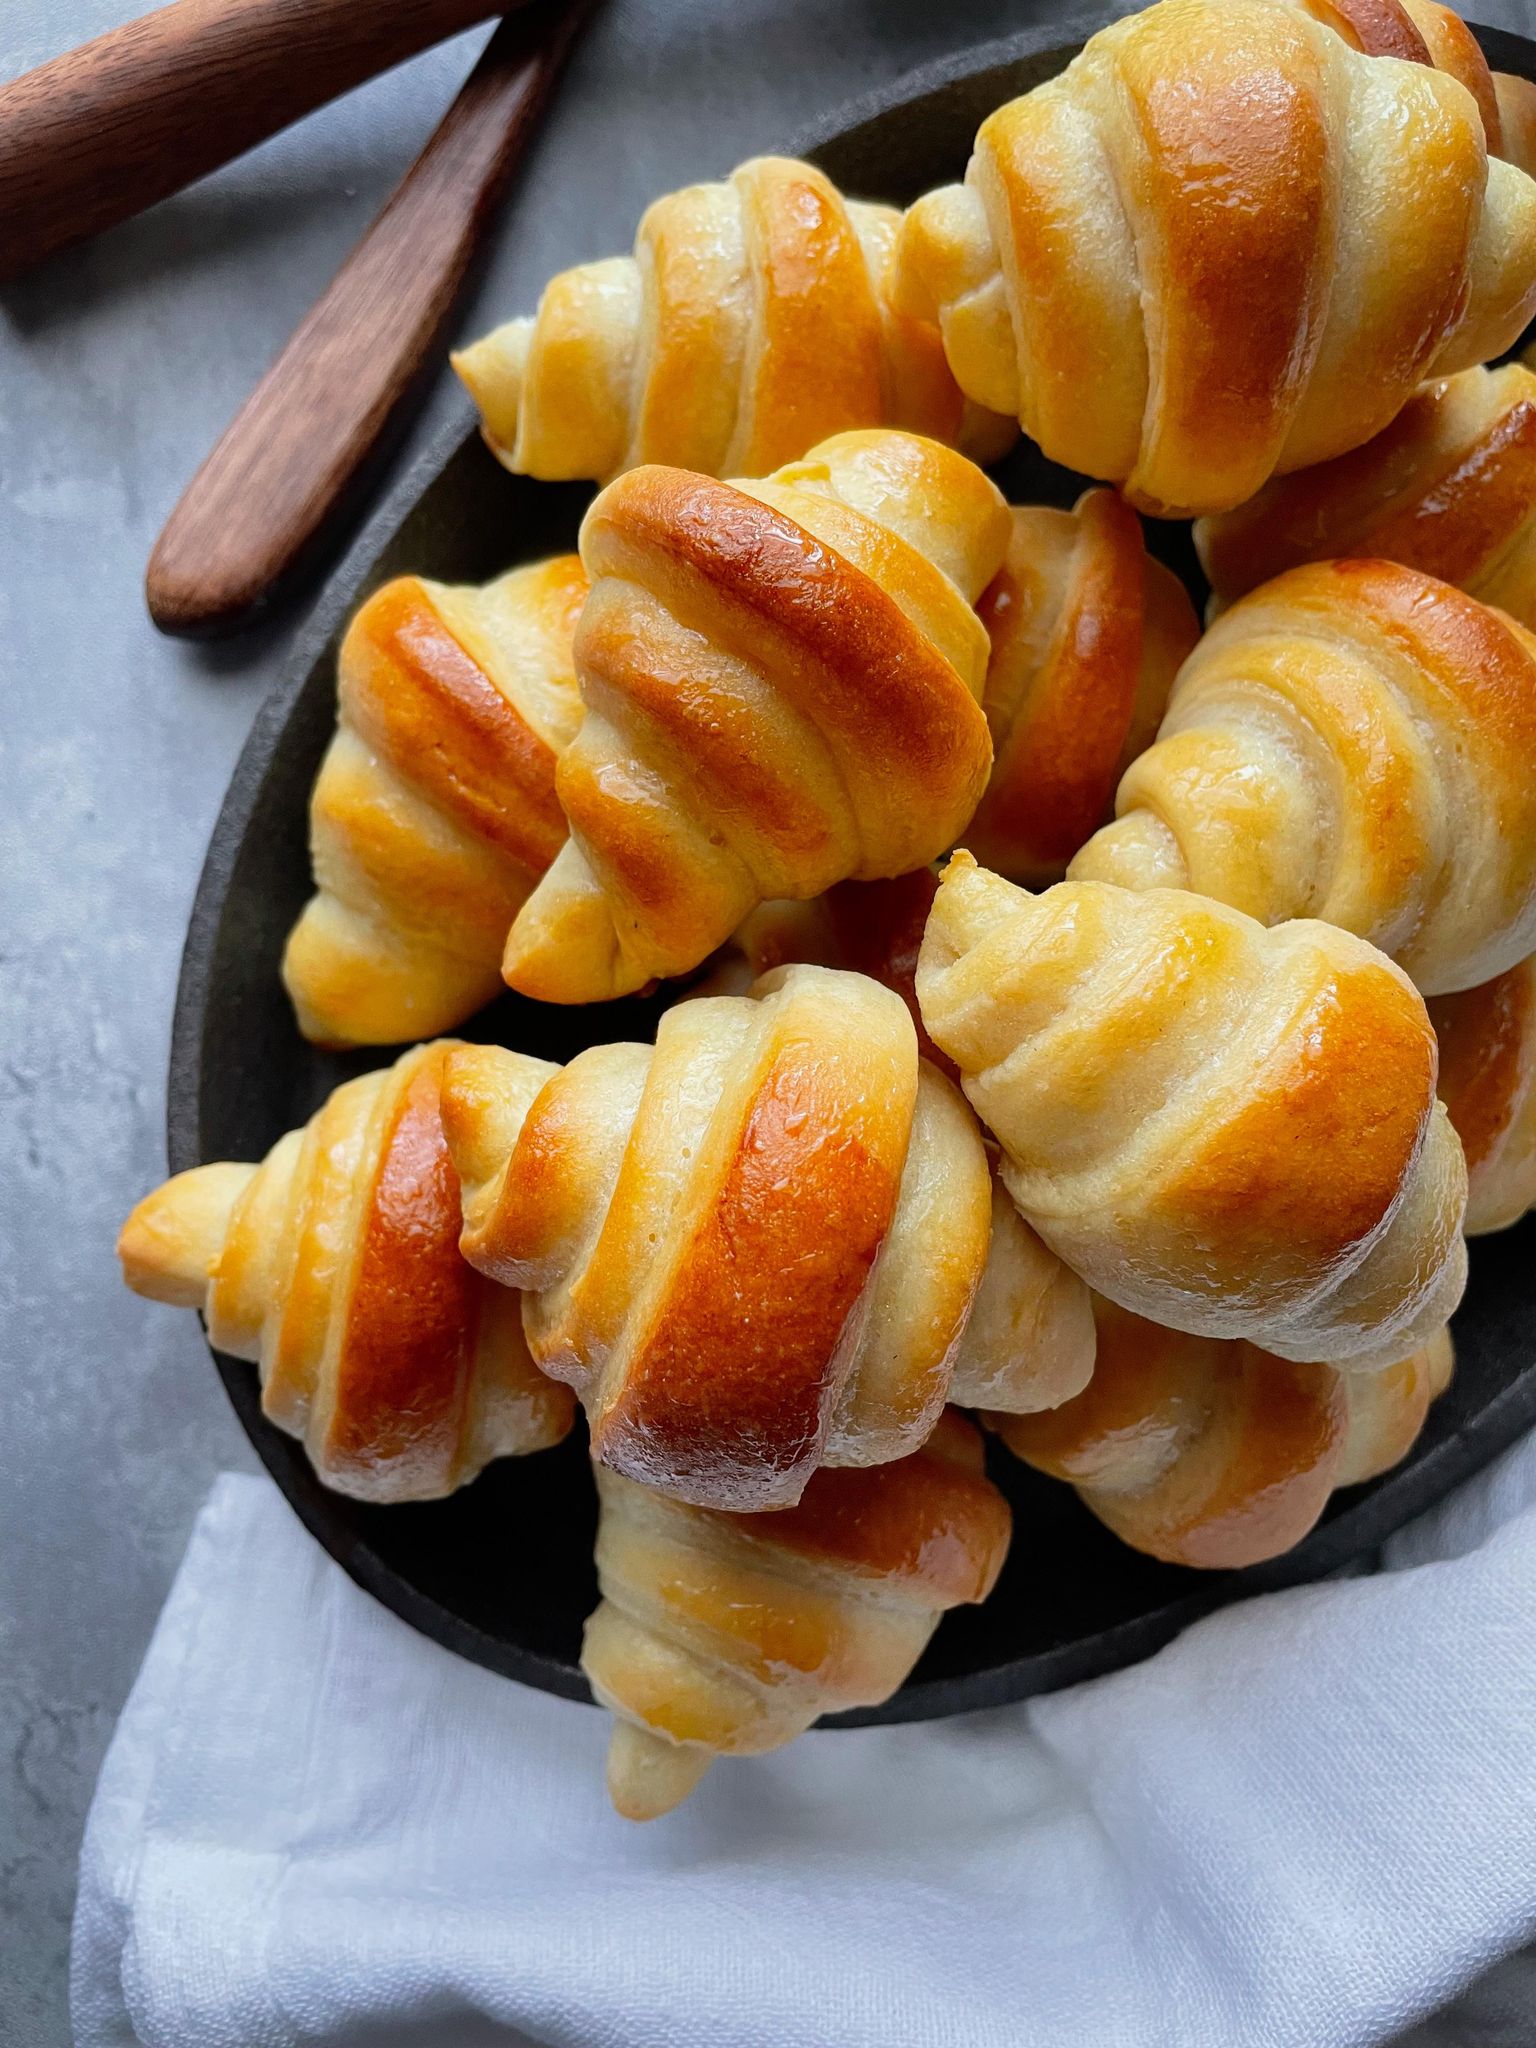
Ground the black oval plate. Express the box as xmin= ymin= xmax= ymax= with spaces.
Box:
xmin=171 ymin=15 xmax=1536 ymax=1724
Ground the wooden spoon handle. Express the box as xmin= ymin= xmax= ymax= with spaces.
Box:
xmin=145 ymin=1 xmax=590 ymax=639
xmin=0 ymin=0 xmax=506 ymax=283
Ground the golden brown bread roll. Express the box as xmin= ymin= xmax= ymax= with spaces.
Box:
xmin=502 ymin=429 xmax=1011 ymax=1005
xmin=1068 ymin=559 xmax=1536 ymax=997
xmin=1295 ymin=4 xmax=1536 ymax=175
xmin=1430 ymin=957 xmax=1536 ymax=1235
xmin=282 ymin=561 xmax=588 ymax=1048
xmin=116 ymin=1043 xmax=574 ymax=1501
xmin=916 ymin=855 xmax=1468 ymax=1368
xmin=895 ymin=0 xmax=1536 ymax=516
xmin=966 ymin=491 xmax=1199 ymax=885
xmin=1496 ymin=71 xmax=1536 ymax=178
xmin=1195 ymin=364 xmax=1536 ymax=624
xmin=585 ymin=1408 xmax=1012 ymax=1819
xmin=442 ymin=964 xmax=1094 ymax=1511
xmin=991 ymin=1296 xmax=1453 ymax=1569
xmin=452 ymin=156 xmax=1013 ymax=487
xmin=1362 ymin=0 xmax=1536 ymax=174
xmin=1314 ymin=1 xmax=1491 ymax=134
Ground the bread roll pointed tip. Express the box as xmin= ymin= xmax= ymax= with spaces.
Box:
xmin=117 ymin=1162 xmax=256 ymax=1309
xmin=920 ymin=852 xmax=1029 ymax=980
xmin=606 ymin=1722 xmax=715 ymax=1821
xmin=282 ymin=896 xmax=500 ymax=1051
xmin=503 ymin=839 xmax=644 ymax=1005
xmin=439 ymin=1045 xmax=566 ymax=1290
xmin=450 ymin=319 xmax=531 ymax=471
xmin=1068 ymin=811 xmax=1190 ymax=893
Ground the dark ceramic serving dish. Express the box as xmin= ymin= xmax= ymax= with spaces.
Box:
xmin=172 ymin=14 xmax=1536 ymax=1724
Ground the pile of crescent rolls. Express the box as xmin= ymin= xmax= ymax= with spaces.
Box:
xmin=120 ymin=0 xmax=1536 ymax=1818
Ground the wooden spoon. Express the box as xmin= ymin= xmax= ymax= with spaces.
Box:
xmin=0 ymin=0 xmax=510 ymax=284
xmin=146 ymin=0 xmax=592 ymax=638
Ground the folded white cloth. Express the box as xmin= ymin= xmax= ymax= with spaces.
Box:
xmin=73 ymin=1431 xmax=1536 ymax=2048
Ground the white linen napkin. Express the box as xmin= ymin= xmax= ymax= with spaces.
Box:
xmin=73 ymin=1430 xmax=1536 ymax=2048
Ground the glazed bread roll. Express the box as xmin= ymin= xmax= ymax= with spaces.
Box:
xmin=1430 ymin=958 xmax=1536 ymax=1235
xmin=1196 ymin=363 xmax=1536 ymax=624
xmin=585 ymin=1409 xmax=1012 ymax=1819
xmin=1367 ymin=0 xmax=1506 ymax=139
xmin=1385 ymin=1 xmax=1536 ymax=175
xmin=502 ymin=429 xmax=1011 ymax=1005
xmin=442 ymin=964 xmax=1094 ymax=1511
xmin=1068 ymin=560 xmax=1536 ymax=997
xmin=992 ymin=1296 xmax=1453 ymax=1569
xmin=966 ymin=491 xmax=1199 ymax=885
xmin=1497 ymin=71 xmax=1536 ymax=178
xmin=916 ymin=855 xmax=1468 ymax=1367
xmin=283 ymin=560 xmax=588 ymax=1047
xmin=895 ymin=0 xmax=1536 ymax=516
xmin=116 ymin=1044 xmax=574 ymax=1501
xmin=452 ymin=156 xmax=1013 ymax=486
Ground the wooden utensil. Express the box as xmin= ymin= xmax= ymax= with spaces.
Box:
xmin=145 ymin=0 xmax=591 ymax=639
xmin=0 ymin=0 xmax=510 ymax=283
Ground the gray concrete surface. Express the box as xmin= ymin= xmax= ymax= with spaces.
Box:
xmin=3 ymin=2 xmax=1535 ymax=2043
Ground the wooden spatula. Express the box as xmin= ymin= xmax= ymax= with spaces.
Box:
xmin=145 ymin=0 xmax=591 ymax=638
xmin=0 ymin=0 xmax=511 ymax=283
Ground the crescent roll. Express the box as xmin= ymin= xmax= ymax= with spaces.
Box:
xmin=967 ymin=491 xmax=1199 ymax=885
xmin=502 ymin=429 xmax=1011 ymax=1005
xmin=1430 ymin=958 xmax=1536 ymax=1235
xmin=1068 ymin=560 xmax=1536 ymax=997
xmin=117 ymin=1043 xmax=574 ymax=1501
xmin=1353 ymin=0 xmax=1526 ymax=157
xmin=586 ymin=1409 xmax=1012 ymax=1819
xmin=916 ymin=855 xmax=1468 ymax=1368
xmin=1371 ymin=1 xmax=1536 ymax=176
xmin=442 ymin=964 xmax=1094 ymax=1512
xmin=283 ymin=559 xmax=588 ymax=1048
xmin=1196 ymin=363 xmax=1536 ymax=625
xmin=992 ymin=1296 xmax=1453 ymax=1569
xmin=452 ymin=156 xmax=1013 ymax=487
xmin=895 ymin=0 xmax=1536 ymax=515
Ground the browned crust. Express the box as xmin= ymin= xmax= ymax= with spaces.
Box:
xmin=595 ymin=1043 xmax=907 ymax=1501
xmin=1157 ymin=953 xmax=1437 ymax=1276
xmin=1202 ymin=388 xmax=1536 ymax=608
xmin=1305 ymin=0 xmax=1432 ymax=65
xmin=1350 ymin=399 xmax=1536 ymax=588
xmin=993 ymin=1308 xmax=1215 ymax=1481
xmin=1117 ymin=12 xmax=1332 ymax=506
xmin=739 ymin=162 xmax=887 ymax=475
xmin=461 ymin=1065 xmax=595 ymax=1299
xmin=738 ymin=1410 xmax=1011 ymax=1604
xmin=570 ymin=592 xmax=839 ymax=871
xmin=971 ymin=492 xmax=1150 ymax=867
xmin=1430 ymin=963 xmax=1536 ymax=1176
xmin=1149 ymin=1350 xmax=1345 ymax=1570
xmin=1317 ymin=557 xmax=1536 ymax=767
xmin=343 ymin=578 xmax=570 ymax=875
xmin=578 ymin=469 xmax=991 ymax=844
xmin=323 ymin=1048 xmax=480 ymax=1488
xmin=1401 ymin=2 xmax=1502 ymax=152
xmin=994 ymin=1304 xmax=1345 ymax=1570
xmin=1496 ymin=71 xmax=1536 ymax=177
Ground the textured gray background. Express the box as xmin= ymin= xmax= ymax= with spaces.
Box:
xmin=4 ymin=3 xmax=1536 ymax=2044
